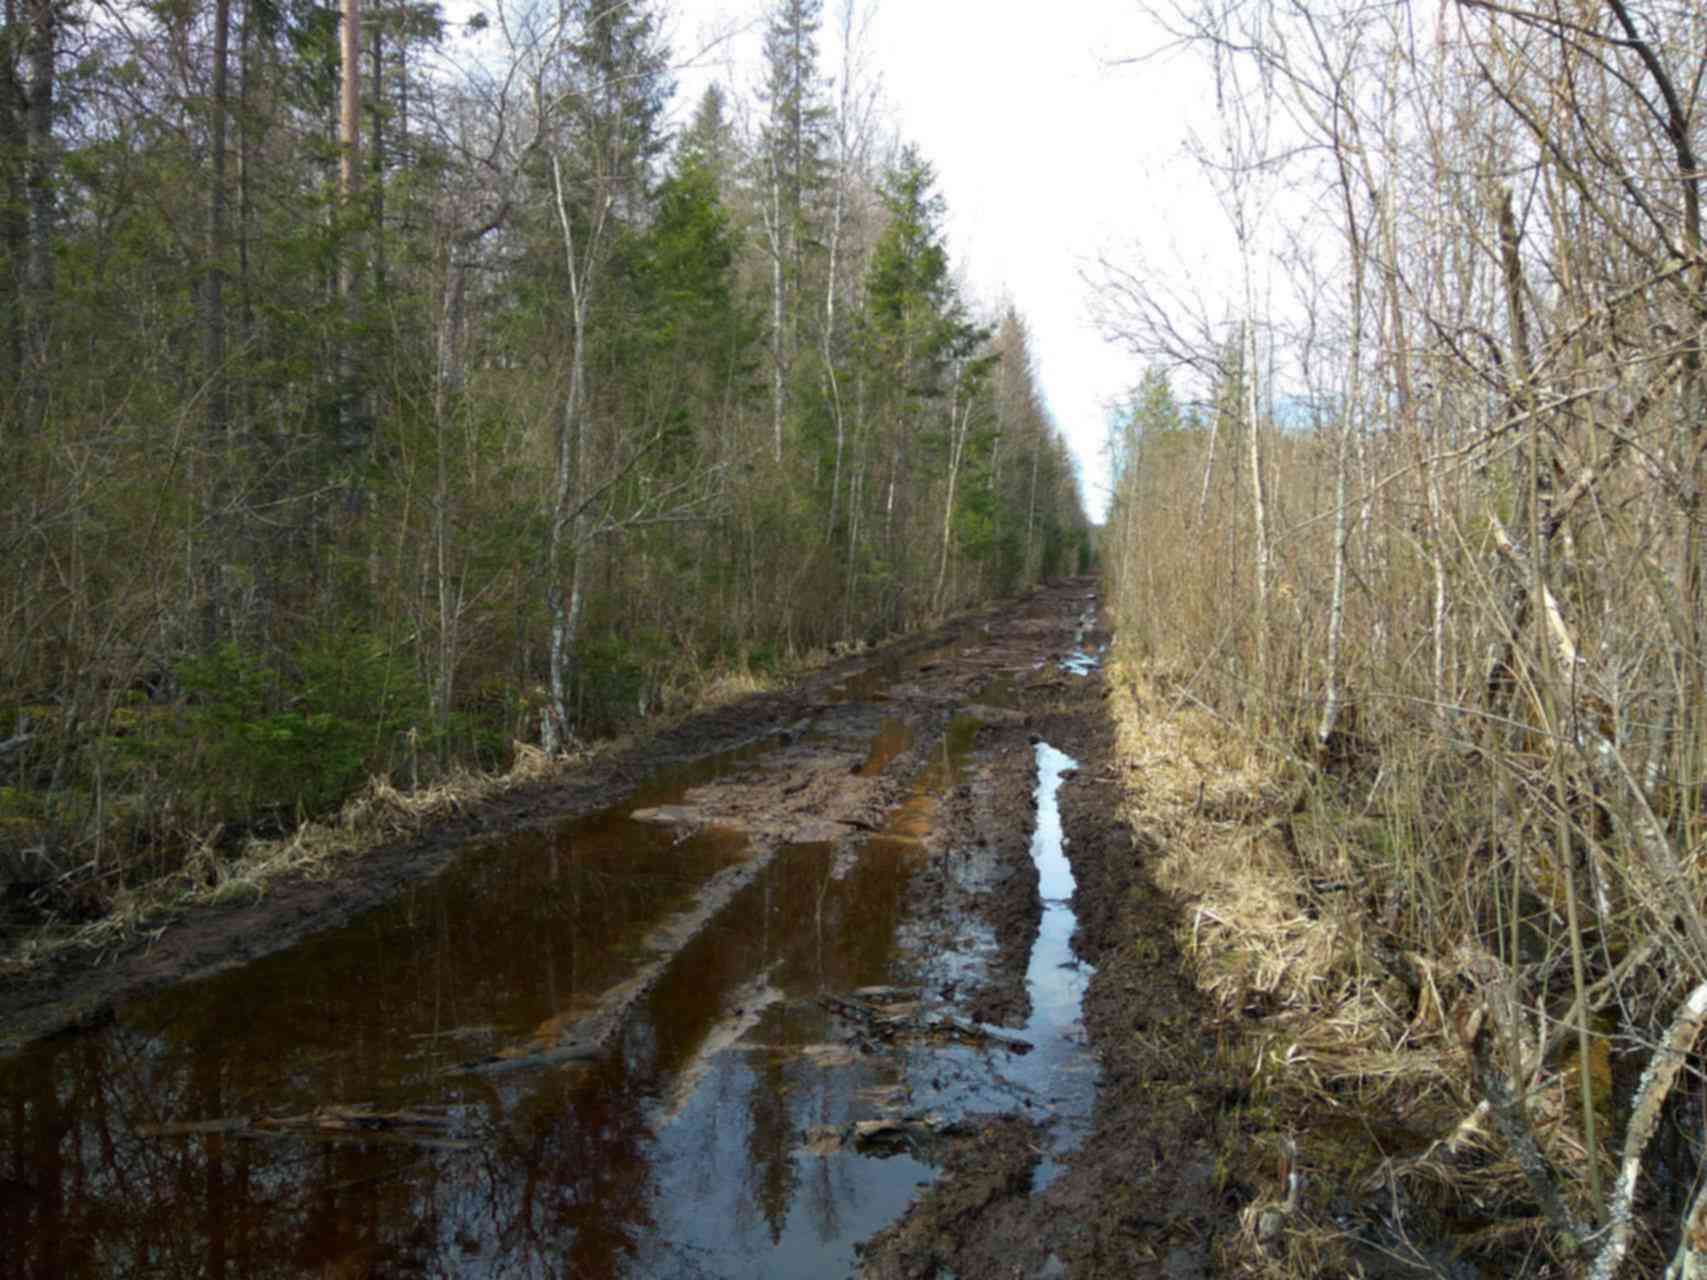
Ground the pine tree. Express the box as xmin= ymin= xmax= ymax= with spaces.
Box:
xmin=860 ymin=145 xmax=981 ymax=626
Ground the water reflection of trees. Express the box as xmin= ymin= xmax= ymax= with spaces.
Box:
xmin=0 ymin=817 xmax=927 ymax=1277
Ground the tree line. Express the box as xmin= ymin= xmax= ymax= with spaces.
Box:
xmin=0 ymin=0 xmax=1089 ymax=896
xmin=1098 ymin=0 xmax=1706 ymax=1268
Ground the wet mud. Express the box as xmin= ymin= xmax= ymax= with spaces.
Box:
xmin=0 ymin=581 xmax=1238 ymax=1279
xmin=859 ymin=615 xmax=1235 ymax=1280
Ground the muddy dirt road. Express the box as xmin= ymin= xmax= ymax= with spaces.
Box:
xmin=0 ymin=581 xmax=1234 ymax=1278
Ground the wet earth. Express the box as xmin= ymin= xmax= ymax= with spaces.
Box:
xmin=0 ymin=580 xmax=1235 ymax=1278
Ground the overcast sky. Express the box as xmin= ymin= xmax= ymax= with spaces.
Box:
xmin=663 ymin=0 xmax=1232 ymax=523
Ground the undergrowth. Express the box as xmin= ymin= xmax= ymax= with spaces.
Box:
xmin=1104 ymin=649 xmax=1682 ymax=1278
xmin=0 ymin=647 xmax=785 ymax=980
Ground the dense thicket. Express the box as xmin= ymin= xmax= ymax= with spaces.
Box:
xmin=1098 ymin=0 xmax=1706 ymax=1268
xmin=0 ymin=0 xmax=1086 ymax=888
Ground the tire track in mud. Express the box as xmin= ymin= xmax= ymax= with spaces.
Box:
xmin=420 ymin=581 xmax=1124 ymax=1093
xmin=861 ymin=594 xmax=1235 ymax=1280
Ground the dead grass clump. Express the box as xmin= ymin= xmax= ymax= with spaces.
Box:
xmin=1105 ymin=651 xmax=1525 ymax=1265
xmin=1112 ymin=657 xmax=1409 ymax=1042
xmin=691 ymin=668 xmax=776 ymax=710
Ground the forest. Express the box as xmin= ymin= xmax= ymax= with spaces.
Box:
xmin=0 ymin=0 xmax=1090 ymax=907
xmin=1096 ymin=0 xmax=1707 ymax=1270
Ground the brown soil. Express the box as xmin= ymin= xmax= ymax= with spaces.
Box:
xmin=0 ymin=579 xmax=1244 ymax=1278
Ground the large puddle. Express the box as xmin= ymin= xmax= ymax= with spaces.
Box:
xmin=0 ymin=685 xmax=1097 ymax=1277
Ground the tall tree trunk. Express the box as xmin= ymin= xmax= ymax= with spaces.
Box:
xmin=338 ymin=0 xmax=362 ymax=436
xmin=21 ymin=0 xmax=54 ymax=423
xmin=369 ymin=7 xmax=386 ymax=299
xmin=822 ymin=171 xmax=846 ymax=539
xmin=433 ymin=249 xmax=466 ymax=745
xmin=934 ymin=368 xmax=970 ymax=616
xmin=1241 ymin=305 xmax=1270 ymax=697
xmin=0 ymin=0 xmax=25 ymax=406
xmin=543 ymin=151 xmax=603 ymax=754
xmin=237 ymin=0 xmax=255 ymax=430
xmin=766 ymin=162 xmax=786 ymax=464
xmin=1194 ymin=401 xmax=1219 ymax=529
xmin=200 ymin=0 xmax=232 ymax=646
xmin=842 ymin=371 xmax=866 ymax=634
xmin=1318 ymin=265 xmax=1359 ymax=752
xmin=823 ymin=0 xmax=874 ymax=547
xmin=430 ymin=204 xmax=505 ymax=745
xmin=339 ymin=0 xmax=361 ymax=237
xmin=206 ymin=0 xmax=229 ymax=436
xmin=1024 ymin=428 xmax=1041 ymax=582
xmin=1316 ymin=59 xmax=1367 ymax=751
xmin=544 ymin=316 xmax=587 ymax=755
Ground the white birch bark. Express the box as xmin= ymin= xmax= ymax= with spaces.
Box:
xmin=821 ymin=0 xmax=874 ymax=542
xmin=764 ymin=159 xmax=786 ymax=463
xmin=934 ymin=363 xmax=972 ymax=615
xmin=543 ymin=149 xmax=604 ymax=754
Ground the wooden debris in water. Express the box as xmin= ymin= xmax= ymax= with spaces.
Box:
xmin=135 ymin=1104 xmax=475 ymax=1150
xmin=819 ymin=991 xmax=1033 ymax=1055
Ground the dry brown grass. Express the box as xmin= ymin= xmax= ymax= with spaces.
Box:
xmin=688 ymin=668 xmax=778 ymax=709
xmin=1110 ymin=658 xmax=1408 ymax=1046
xmin=1104 ymin=649 xmax=1636 ymax=1274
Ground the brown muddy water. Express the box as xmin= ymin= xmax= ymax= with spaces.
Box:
xmin=0 ymin=691 xmax=1098 ymax=1278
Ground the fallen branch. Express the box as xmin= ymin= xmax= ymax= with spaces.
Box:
xmin=819 ymin=992 xmax=1034 ymax=1055
xmin=1463 ymin=1005 xmax=1591 ymax=1249
xmin=1457 ymin=950 xmax=1592 ymax=1248
xmin=1594 ymin=980 xmax=1707 ymax=1280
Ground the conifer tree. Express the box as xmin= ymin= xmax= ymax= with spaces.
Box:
xmin=756 ymin=0 xmax=829 ymax=462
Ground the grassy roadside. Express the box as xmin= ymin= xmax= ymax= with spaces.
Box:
xmin=1103 ymin=651 xmax=1658 ymax=1278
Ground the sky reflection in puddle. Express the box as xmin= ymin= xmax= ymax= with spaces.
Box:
xmin=902 ymin=742 xmax=1099 ymax=1190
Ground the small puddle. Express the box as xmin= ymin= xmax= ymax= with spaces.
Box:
xmin=1060 ymin=649 xmax=1101 ymax=676
xmin=866 ymin=711 xmax=981 ymax=849
xmin=1012 ymin=744 xmax=1099 ymax=1183
xmin=858 ymin=716 xmax=914 ymax=776
xmin=1061 ymin=601 xmax=1102 ymax=675
xmin=633 ymin=836 xmax=931 ymax=1275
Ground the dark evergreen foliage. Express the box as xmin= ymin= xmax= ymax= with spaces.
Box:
xmin=0 ymin=0 xmax=1088 ymax=883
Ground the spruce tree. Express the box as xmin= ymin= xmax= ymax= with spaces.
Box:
xmin=756 ymin=0 xmax=829 ymax=462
